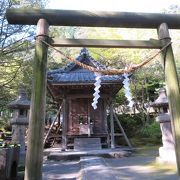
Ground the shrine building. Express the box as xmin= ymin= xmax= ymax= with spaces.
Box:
xmin=47 ymin=48 xmax=124 ymax=149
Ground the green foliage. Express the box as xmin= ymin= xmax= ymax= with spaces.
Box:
xmin=113 ymin=113 xmax=161 ymax=145
xmin=114 ymin=113 xmax=143 ymax=137
xmin=0 ymin=109 xmax=11 ymax=130
xmin=0 ymin=141 xmax=20 ymax=148
xmin=0 ymin=0 xmax=48 ymax=128
xmin=139 ymin=122 xmax=161 ymax=143
xmin=114 ymin=90 xmax=127 ymax=105
xmin=48 ymin=26 xmax=80 ymax=69
xmin=0 ymin=116 xmax=10 ymax=130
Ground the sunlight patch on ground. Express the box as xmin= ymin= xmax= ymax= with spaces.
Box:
xmin=146 ymin=161 xmax=177 ymax=173
xmin=125 ymin=165 xmax=176 ymax=175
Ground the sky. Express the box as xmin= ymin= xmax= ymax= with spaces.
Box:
xmin=48 ymin=0 xmax=180 ymax=13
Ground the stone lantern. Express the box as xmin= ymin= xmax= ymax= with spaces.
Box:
xmin=8 ymin=89 xmax=30 ymax=164
xmin=151 ymin=88 xmax=176 ymax=163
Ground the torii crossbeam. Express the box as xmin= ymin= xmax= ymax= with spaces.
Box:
xmin=6 ymin=8 xmax=180 ymax=28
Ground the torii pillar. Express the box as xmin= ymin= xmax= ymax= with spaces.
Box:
xmin=25 ymin=19 xmax=49 ymax=180
xmin=158 ymin=23 xmax=180 ymax=171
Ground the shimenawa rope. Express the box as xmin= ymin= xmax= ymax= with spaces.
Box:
xmin=39 ymin=39 xmax=172 ymax=75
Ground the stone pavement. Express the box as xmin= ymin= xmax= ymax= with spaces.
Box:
xmin=43 ymin=159 xmax=80 ymax=180
xmin=42 ymin=148 xmax=178 ymax=180
xmin=104 ymin=153 xmax=178 ymax=180
xmin=80 ymin=156 xmax=119 ymax=180
xmin=47 ymin=147 xmax=132 ymax=161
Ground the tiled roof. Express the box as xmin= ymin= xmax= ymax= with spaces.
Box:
xmin=47 ymin=48 xmax=124 ymax=84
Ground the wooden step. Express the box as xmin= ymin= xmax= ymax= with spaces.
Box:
xmin=74 ymin=138 xmax=102 ymax=151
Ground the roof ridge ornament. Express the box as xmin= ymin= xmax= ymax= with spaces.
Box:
xmin=80 ymin=47 xmax=89 ymax=57
xmin=18 ymin=89 xmax=28 ymax=100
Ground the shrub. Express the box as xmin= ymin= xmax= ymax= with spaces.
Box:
xmin=0 ymin=116 xmax=11 ymax=130
xmin=108 ymin=113 xmax=162 ymax=145
xmin=139 ymin=121 xmax=161 ymax=144
xmin=114 ymin=113 xmax=144 ymax=137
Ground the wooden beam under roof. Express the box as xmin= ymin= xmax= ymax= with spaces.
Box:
xmin=50 ymin=38 xmax=163 ymax=49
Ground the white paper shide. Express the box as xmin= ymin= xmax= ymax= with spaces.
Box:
xmin=123 ymin=73 xmax=134 ymax=108
xmin=92 ymin=72 xmax=102 ymax=109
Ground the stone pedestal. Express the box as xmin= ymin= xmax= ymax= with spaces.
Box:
xmin=156 ymin=113 xmax=176 ymax=163
xmin=11 ymin=123 xmax=27 ymax=164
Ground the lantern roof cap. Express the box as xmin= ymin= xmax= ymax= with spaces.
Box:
xmin=151 ymin=88 xmax=168 ymax=107
xmin=8 ymin=89 xmax=30 ymax=109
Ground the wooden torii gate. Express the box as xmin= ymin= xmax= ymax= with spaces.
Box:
xmin=6 ymin=9 xmax=180 ymax=180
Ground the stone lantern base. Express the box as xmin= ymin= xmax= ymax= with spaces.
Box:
xmin=11 ymin=124 xmax=27 ymax=165
xmin=157 ymin=147 xmax=176 ymax=164
xmin=156 ymin=113 xmax=176 ymax=164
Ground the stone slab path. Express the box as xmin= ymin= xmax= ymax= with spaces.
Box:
xmin=42 ymin=148 xmax=178 ymax=180
xmin=43 ymin=159 xmax=80 ymax=180
xmin=80 ymin=156 xmax=119 ymax=180
xmin=47 ymin=148 xmax=132 ymax=161
xmin=104 ymin=154 xmax=178 ymax=180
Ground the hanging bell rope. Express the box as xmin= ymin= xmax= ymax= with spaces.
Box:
xmin=39 ymin=38 xmax=172 ymax=75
